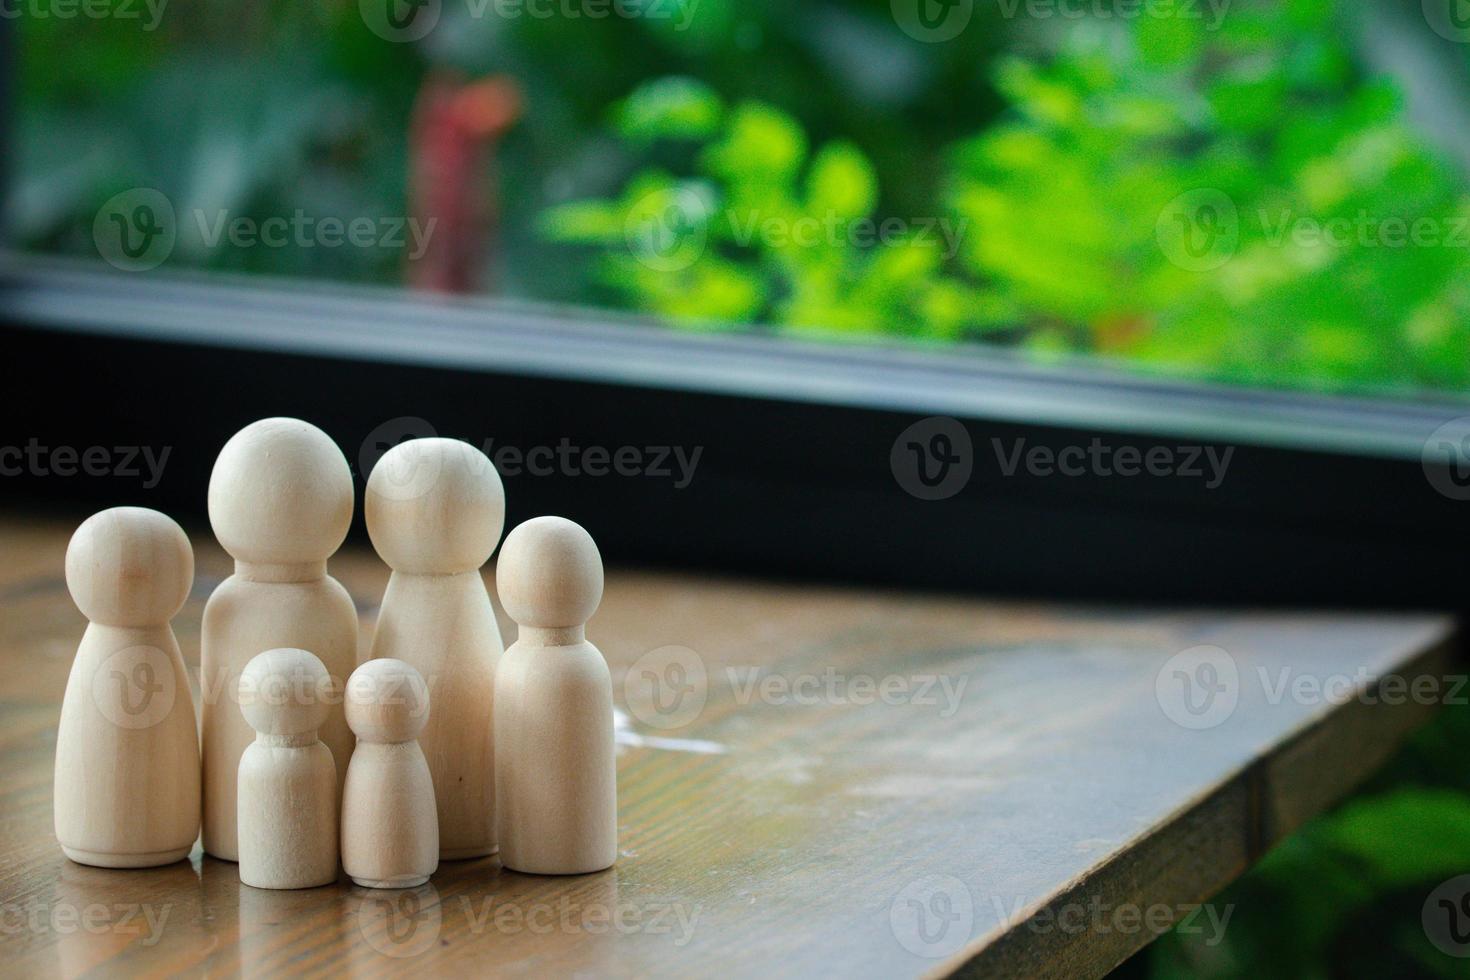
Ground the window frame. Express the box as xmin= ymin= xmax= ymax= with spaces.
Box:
xmin=2 ymin=254 xmax=1466 ymax=607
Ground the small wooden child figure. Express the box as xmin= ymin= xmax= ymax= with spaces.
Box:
xmin=56 ymin=507 xmax=200 ymax=868
xmin=494 ymin=516 xmax=617 ymax=875
xmin=342 ymin=658 xmax=438 ymax=888
xmin=237 ymin=648 xmax=339 ymax=889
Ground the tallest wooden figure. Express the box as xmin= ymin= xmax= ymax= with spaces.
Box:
xmin=201 ymin=418 xmax=358 ymax=861
xmin=366 ymin=437 xmax=505 ymax=859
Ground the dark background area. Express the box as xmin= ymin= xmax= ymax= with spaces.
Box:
xmin=2 ymin=303 xmax=1466 ymax=610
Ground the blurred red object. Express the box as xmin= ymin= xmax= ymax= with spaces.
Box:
xmin=407 ymin=73 xmax=522 ymax=294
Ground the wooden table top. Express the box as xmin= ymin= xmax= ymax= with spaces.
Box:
xmin=0 ymin=514 xmax=1458 ymax=978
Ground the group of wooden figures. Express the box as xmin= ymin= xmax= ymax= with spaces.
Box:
xmin=54 ymin=418 xmax=617 ymax=889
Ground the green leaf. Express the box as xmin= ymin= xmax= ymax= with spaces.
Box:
xmin=1209 ymin=66 xmax=1289 ymax=134
xmin=700 ymin=101 xmax=807 ymax=188
xmin=1313 ymin=789 xmax=1470 ymax=888
xmin=804 ymin=142 xmax=877 ymax=223
xmin=537 ymin=200 xmax=625 ymax=243
xmin=614 ymin=76 xmax=724 ymax=143
xmin=1135 ymin=11 xmax=1205 ymax=69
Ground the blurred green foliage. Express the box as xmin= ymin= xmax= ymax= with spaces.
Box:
xmin=541 ymin=85 xmax=989 ymax=334
xmin=544 ymin=0 xmax=1470 ymax=394
xmin=1143 ymin=699 xmax=1470 ymax=979
xmin=17 ymin=0 xmax=1469 ymax=397
xmin=947 ymin=1 xmax=1470 ymax=394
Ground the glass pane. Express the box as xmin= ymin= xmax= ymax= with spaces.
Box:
xmin=10 ymin=0 xmax=1470 ymax=399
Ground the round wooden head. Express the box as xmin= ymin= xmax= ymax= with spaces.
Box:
xmin=346 ymin=658 xmax=430 ymax=743
xmin=65 ymin=507 xmax=194 ymax=627
xmin=207 ymin=418 xmax=354 ymax=566
xmin=238 ymin=648 xmax=332 ymax=738
xmin=364 ymin=437 xmax=504 ymax=575
xmin=496 ymin=516 xmax=604 ymax=629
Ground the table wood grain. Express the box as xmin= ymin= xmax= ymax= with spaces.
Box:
xmin=0 ymin=514 xmax=1458 ymax=978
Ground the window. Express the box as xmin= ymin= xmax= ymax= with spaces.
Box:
xmin=2 ymin=1 xmax=1468 ymax=606
xmin=12 ymin=0 xmax=1470 ymax=399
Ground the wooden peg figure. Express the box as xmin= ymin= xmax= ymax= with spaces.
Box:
xmin=202 ymin=417 xmax=357 ymax=861
xmin=342 ymin=659 xmax=438 ymax=888
xmin=494 ymin=516 xmax=617 ymax=875
xmin=56 ymin=507 xmax=200 ymax=868
xmin=237 ymin=648 xmax=339 ymax=890
xmin=365 ymin=437 xmax=505 ymax=859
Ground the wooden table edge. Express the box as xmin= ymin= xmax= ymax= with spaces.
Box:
xmin=932 ymin=616 xmax=1464 ymax=980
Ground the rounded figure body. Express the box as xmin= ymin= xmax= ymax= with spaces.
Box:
xmin=202 ymin=574 xmax=356 ymax=860
xmin=201 ymin=417 xmax=357 ymax=861
xmin=342 ymin=659 xmax=438 ymax=888
xmin=495 ymin=640 xmax=617 ymax=874
xmin=237 ymin=740 xmax=339 ymax=889
xmin=494 ymin=516 xmax=617 ymax=875
xmin=236 ymin=649 xmax=340 ymax=890
xmin=55 ymin=507 xmax=200 ymax=868
xmin=366 ymin=438 xmax=505 ymax=859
